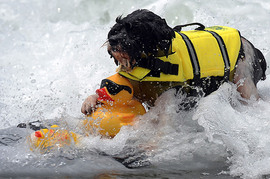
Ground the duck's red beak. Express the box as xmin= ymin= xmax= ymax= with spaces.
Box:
xmin=35 ymin=131 xmax=42 ymax=138
xmin=96 ymin=88 xmax=114 ymax=102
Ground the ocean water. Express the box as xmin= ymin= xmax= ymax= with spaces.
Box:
xmin=0 ymin=0 xmax=270 ymax=178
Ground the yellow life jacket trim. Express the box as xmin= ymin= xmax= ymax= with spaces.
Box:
xmin=119 ymin=26 xmax=241 ymax=82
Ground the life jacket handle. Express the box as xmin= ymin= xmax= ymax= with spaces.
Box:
xmin=173 ymin=23 xmax=205 ymax=32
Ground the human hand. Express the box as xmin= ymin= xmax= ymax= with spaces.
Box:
xmin=81 ymin=94 xmax=99 ymax=115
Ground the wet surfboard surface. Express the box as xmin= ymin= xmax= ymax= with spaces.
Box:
xmin=0 ymin=127 xmax=28 ymax=146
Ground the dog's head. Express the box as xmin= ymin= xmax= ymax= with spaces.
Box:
xmin=107 ymin=9 xmax=175 ymax=68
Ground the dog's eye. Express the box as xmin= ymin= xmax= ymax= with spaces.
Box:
xmin=112 ymin=47 xmax=118 ymax=52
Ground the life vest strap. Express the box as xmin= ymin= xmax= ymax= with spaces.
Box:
xmin=136 ymin=56 xmax=179 ymax=75
xmin=177 ymin=32 xmax=201 ymax=84
xmin=204 ymin=30 xmax=230 ymax=82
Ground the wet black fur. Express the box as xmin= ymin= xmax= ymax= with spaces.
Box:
xmin=107 ymin=9 xmax=175 ymax=64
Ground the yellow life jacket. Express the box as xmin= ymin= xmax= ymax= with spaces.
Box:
xmin=119 ymin=26 xmax=241 ymax=82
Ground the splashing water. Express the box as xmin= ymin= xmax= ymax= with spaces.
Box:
xmin=0 ymin=0 xmax=270 ymax=178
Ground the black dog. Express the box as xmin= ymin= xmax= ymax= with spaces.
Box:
xmin=82 ymin=9 xmax=267 ymax=114
xmin=106 ymin=9 xmax=266 ymax=106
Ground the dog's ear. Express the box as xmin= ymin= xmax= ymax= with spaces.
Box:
xmin=116 ymin=15 xmax=123 ymax=23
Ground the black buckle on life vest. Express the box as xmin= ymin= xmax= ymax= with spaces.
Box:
xmin=136 ymin=57 xmax=179 ymax=75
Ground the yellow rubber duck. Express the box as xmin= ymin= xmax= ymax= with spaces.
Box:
xmin=83 ymin=73 xmax=146 ymax=138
